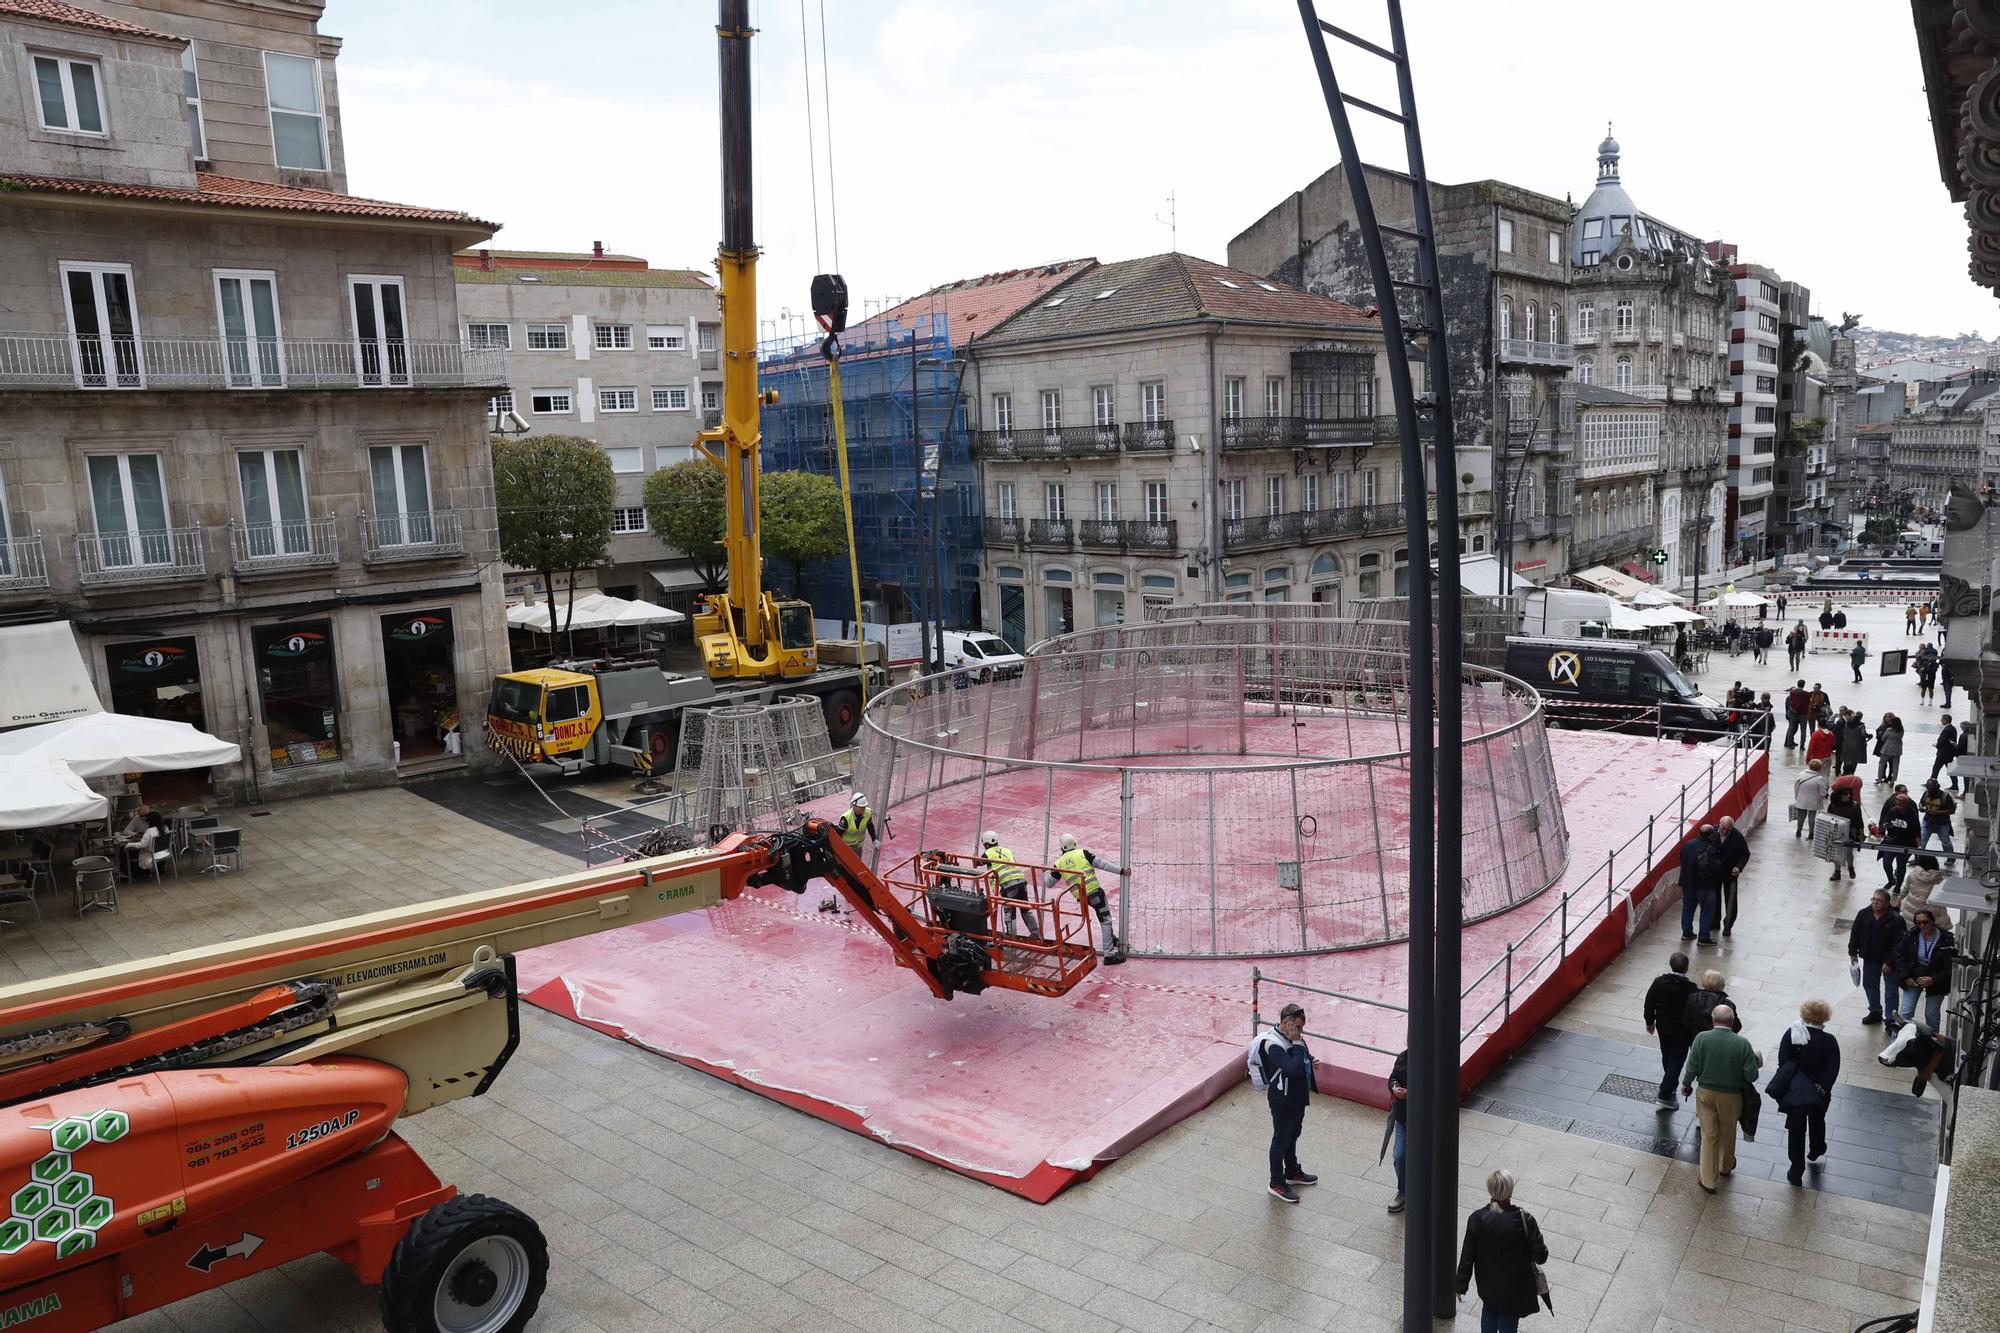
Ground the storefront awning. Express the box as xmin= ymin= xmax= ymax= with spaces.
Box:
xmin=1618 ymin=560 xmax=1657 ymax=583
xmin=0 ymin=622 xmax=101 ymax=730
xmin=650 ymin=567 xmax=715 ymax=594
xmin=1571 ymin=565 xmax=1653 ymax=600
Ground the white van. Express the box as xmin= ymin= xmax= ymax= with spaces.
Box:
xmin=940 ymin=630 xmax=1026 ymax=681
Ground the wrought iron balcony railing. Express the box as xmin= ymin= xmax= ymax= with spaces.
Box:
xmin=985 ymin=515 xmax=1027 ymax=546
xmin=230 ymin=517 xmax=339 ymax=572
xmin=970 ymin=424 xmax=1123 ymax=461
xmin=75 ymin=526 xmax=207 ymax=585
xmin=362 ymin=510 xmax=464 ymax=562
xmin=0 ymin=335 xmax=506 ymax=390
xmin=1222 ymin=504 xmax=1403 ymax=552
xmin=1496 ymin=338 xmax=1574 ymax=367
xmin=1075 ymin=518 xmax=1179 ymax=552
xmin=0 ymin=535 xmax=49 ymax=591
xmin=1220 ymin=414 xmax=1377 ymax=451
xmin=1026 ymin=519 xmax=1072 ymax=548
xmin=1122 ymin=419 xmax=1175 ymax=452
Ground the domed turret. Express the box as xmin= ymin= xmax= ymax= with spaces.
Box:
xmin=1573 ymin=124 xmax=1644 ymax=266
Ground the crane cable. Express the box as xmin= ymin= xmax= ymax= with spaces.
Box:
xmin=797 ymin=0 xmax=823 ymax=272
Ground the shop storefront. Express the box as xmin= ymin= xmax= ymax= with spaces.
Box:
xmin=104 ymin=636 xmax=208 ymax=731
xmin=380 ymin=608 xmax=460 ymax=764
xmin=254 ymin=620 xmax=342 ymax=771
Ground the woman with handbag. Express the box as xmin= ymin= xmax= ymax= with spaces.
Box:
xmin=1771 ymin=999 xmax=1840 ymax=1186
xmin=1455 ymin=1168 xmax=1550 ymax=1331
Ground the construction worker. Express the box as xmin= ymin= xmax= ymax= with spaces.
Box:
xmin=980 ymin=831 xmax=1041 ymax=940
xmin=836 ymin=792 xmax=881 ymax=855
xmin=1046 ymin=833 xmax=1126 ymax=964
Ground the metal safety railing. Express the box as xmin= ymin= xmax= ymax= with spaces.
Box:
xmin=1251 ymin=966 xmax=1407 ymax=1056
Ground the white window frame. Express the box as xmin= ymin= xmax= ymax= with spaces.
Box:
xmin=1040 ymin=389 xmax=1062 ymax=433
xmin=611 ymin=506 xmax=649 ymax=534
xmin=212 ymin=268 xmax=286 ymax=388
xmin=1498 ymin=296 xmax=1512 ymax=342
xmin=646 ymin=325 xmax=685 ymax=351
xmin=1224 ymin=478 xmax=1245 ymax=521
xmin=1547 ymin=231 xmax=1560 ymax=263
xmin=652 ymin=386 xmax=689 ymax=412
xmin=31 ymin=53 xmax=105 ymax=136
xmin=347 ymin=275 xmax=409 ymax=388
xmin=1577 ymin=302 xmax=1595 ymax=336
xmin=992 ymin=393 xmax=1013 ymax=433
xmin=1141 ymin=381 xmax=1165 ymax=423
xmin=1224 ymin=377 xmax=1245 ymax=420
xmin=526 ymin=323 xmax=569 ymax=351
xmin=182 ymin=46 xmax=205 ymax=158
xmin=1043 ymin=481 xmax=1066 ymax=522
xmin=598 ymin=387 xmax=638 ymax=413
xmin=997 ymin=481 xmax=1017 ymax=520
xmin=488 ymin=389 xmax=515 ymax=415
xmin=697 ymin=325 xmax=718 ymax=352
xmin=466 ymin=323 xmax=511 ymax=351
xmin=235 ymin=446 xmax=314 ymax=555
xmin=1265 ymin=475 xmax=1284 ymax=515
xmin=1301 ymin=472 xmax=1320 ymax=513
xmin=1145 ymin=480 xmax=1169 ymax=524
xmin=1498 ymin=218 xmax=1514 ymax=253
xmin=262 ymin=50 xmax=328 ymax=171
xmin=59 ymin=261 xmax=144 ymax=390
xmin=700 ymin=385 xmax=720 ymax=412
xmin=86 ymin=452 xmax=172 ymax=566
xmin=593 ymin=323 xmax=633 ymax=351
xmin=1095 ymin=481 xmax=1119 ymax=522
xmin=1265 ymin=377 xmax=1284 ymax=416
xmin=529 ymin=387 xmax=573 ymax=415
xmin=368 ymin=443 xmax=432 ymax=543
xmin=1329 ymin=471 xmax=1348 ymax=510
xmin=603 ymin=447 xmax=643 ymax=474
xmin=1091 ymin=385 xmax=1115 ymax=427
xmin=1361 ymin=469 xmax=1378 ymax=507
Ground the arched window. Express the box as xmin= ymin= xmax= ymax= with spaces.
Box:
xmin=1614 ymin=355 xmax=1633 ymax=390
xmin=1498 ymin=296 xmax=1512 ymax=342
xmin=1577 ymin=357 xmax=1595 ymax=385
xmin=1524 ymin=302 xmax=1537 ymax=342
xmin=1547 ymin=304 xmax=1560 ymax=343
xmin=1310 ymin=552 xmax=1342 ymax=578
xmin=1647 ymin=353 xmax=1659 ymax=386
xmin=1577 ymin=301 xmax=1595 ymax=336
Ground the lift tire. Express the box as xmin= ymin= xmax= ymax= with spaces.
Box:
xmin=380 ymin=1194 xmax=548 ymax=1333
xmin=823 ymin=688 xmax=864 ymax=746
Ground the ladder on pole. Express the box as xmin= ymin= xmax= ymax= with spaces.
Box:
xmin=1291 ymin=4 xmax=1463 ymax=1326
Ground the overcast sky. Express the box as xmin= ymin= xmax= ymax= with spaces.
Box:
xmin=330 ymin=0 xmax=1989 ymax=341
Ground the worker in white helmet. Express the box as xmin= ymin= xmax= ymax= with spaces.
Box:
xmin=979 ymin=830 xmax=1040 ymax=940
xmin=1047 ymin=832 xmax=1126 ymax=964
xmin=836 ymin=792 xmax=880 ymax=854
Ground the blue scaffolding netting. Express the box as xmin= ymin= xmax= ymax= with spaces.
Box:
xmin=758 ymin=310 xmax=982 ymax=637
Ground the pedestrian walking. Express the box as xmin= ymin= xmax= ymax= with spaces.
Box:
xmin=1807 ymin=682 xmax=1830 ymax=726
xmin=1818 ymin=605 xmax=1834 ymax=631
xmin=1919 ymin=780 xmax=1958 ymax=852
xmin=1890 ymin=910 xmax=1956 ymax=1032
xmin=1716 ymin=815 xmax=1750 ymax=938
xmin=1772 ymin=1000 xmax=1840 ymax=1186
xmin=1454 ymin=1169 xmax=1549 ymax=1333
xmin=1915 ymin=642 xmax=1939 ymax=703
xmin=1900 ymin=855 xmax=1950 ymax=932
xmin=1783 ymin=680 xmax=1811 ymax=748
xmin=1874 ymin=712 xmax=1904 ymax=785
xmin=979 ymin=831 xmax=1041 ymax=940
xmin=1930 ymin=715 xmax=1960 ymax=786
xmin=1252 ymin=1003 xmax=1317 ymax=1202
xmin=1848 ymin=890 xmax=1907 ymax=1026
xmin=1792 ymin=760 xmax=1828 ymax=838
xmin=1827 ymin=773 xmax=1864 ymax=882
xmin=1919 ymin=602 xmax=1931 ymax=629
xmin=1683 ymin=970 xmax=1742 ymax=1036
xmin=1753 ymin=625 xmax=1773 ymax=665
xmin=1680 ymin=1004 xmax=1761 ymax=1193
xmin=1046 ymin=833 xmax=1127 ymax=963
xmin=1643 ymin=951 xmax=1699 ymax=1106
xmin=1385 ymin=1048 xmax=1409 ymax=1213
xmin=1878 ymin=786 xmax=1921 ymax=894
xmin=1676 ymin=824 xmax=1720 ymax=944
xmin=1849 ymin=638 xmax=1868 ymax=684
xmin=1758 ymin=602 xmax=1770 ymax=624
xmin=1942 ymin=663 xmax=1956 ymax=707
xmin=1786 ymin=622 xmax=1808 ymax=672
xmin=1949 ymin=719 xmax=1974 ymax=792
xmin=1834 ymin=608 xmax=1849 ymax=630
xmin=1804 ymin=717 xmax=1836 ymax=769
xmin=1906 ymin=605 xmax=1920 ymax=636
xmin=1673 ymin=625 xmax=1688 ymax=669
xmin=836 ymin=792 xmax=883 ymax=856
xmin=1777 ymin=593 xmax=1789 ymax=619
xmin=1837 ymin=711 xmax=1870 ymax=778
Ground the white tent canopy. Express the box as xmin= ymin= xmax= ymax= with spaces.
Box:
xmin=1631 ymin=588 xmax=1686 ymax=607
xmin=1571 ymin=565 xmax=1656 ymax=600
xmin=0 ymin=755 xmax=108 ymax=830
xmin=0 ymin=622 xmax=101 ymax=729
xmin=1697 ymin=591 xmax=1774 ymax=609
xmin=0 ymin=711 xmax=240 ymax=778
xmin=508 ymin=593 xmax=685 ymax=634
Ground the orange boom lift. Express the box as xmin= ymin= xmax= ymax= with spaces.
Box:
xmin=0 ymin=821 xmax=1095 ymax=1331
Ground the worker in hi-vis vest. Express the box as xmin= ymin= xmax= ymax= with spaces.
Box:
xmin=1045 ymin=833 xmax=1127 ymax=964
xmin=836 ymin=792 xmax=881 ymax=853
xmin=980 ymin=830 xmax=1041 ymax=940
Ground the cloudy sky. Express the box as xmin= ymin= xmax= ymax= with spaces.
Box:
xmin=331 ymin=0 xmax=1988 ymax=341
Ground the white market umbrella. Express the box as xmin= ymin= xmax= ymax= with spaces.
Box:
xmin=0 ymin=711 xmax=240 ymax=778
xmin=607 ymin=597 xmax=684 ymax=628
xmin=0 ymin=756 xmax=108 ymax=830
xmin=1632 ymin=588 xmax=1686 ymax=607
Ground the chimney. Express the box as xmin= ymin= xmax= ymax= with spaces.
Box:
xmin=593 ymin=241 xmax=604 ymax=258
xmin=480 ymin=248 xmax=493 ymax=271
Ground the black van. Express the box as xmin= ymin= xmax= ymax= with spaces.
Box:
xmin=1502 ymin=637 xmax=1731 ymax=738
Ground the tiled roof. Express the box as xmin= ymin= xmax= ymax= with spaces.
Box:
xmin=974 ymin=253 xmax=1375 ymax=347
xmin=864 ymin=259 xmax=1093 ymax=349
xmin=0 ymin=170 xmax=497 ymax=232
xmin=461 ymin=248 xmax=648 ymax=264
xmin=0 ymin=0 xmax=180 ymax=42
xmin=455 ymin=266 xmax=713 ymax=291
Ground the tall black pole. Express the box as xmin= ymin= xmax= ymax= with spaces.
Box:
xmin=1294 ymin=8 xmax=1436 ymax=1328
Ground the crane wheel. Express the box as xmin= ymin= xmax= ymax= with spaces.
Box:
xmin=822 ymin=688 xmax=863 ymax=745
xmin=380 ymin=1194 xmax=548 ymax=1333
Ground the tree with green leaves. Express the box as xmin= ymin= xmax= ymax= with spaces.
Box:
xmin=644 ymin=459 xmax=728 ymax=591
xmin=491 ymin=434 xmax=616 ymax=642
xmin=760 ymin=470 xmax=848 ymax=596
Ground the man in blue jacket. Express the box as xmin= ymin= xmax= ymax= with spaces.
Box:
xmin=1258 ymin=1003 xmax=1318 ymax=1203
xmin=1677 ymin=824 xmax=1719 ymax=944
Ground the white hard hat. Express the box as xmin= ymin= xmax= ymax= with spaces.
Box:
xmin=850 ymin=792 xmax=867 ymax=807
xmin=1059 ymin=833 xmax=1078 ymax=851
xmin=982 ymin=830 xmax=999 ymax=846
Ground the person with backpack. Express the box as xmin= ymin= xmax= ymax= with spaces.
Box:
xmin=1643 ymin=951 xmax=1698 ymax=1106
xmin=1251 ymin=1003 xmax=1317 ymax=1203
xmin=1675 ymin=825 xmax=1720 ymax=945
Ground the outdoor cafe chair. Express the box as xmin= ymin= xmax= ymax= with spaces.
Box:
xmin=73 ymin=860 xmax=117 ymax=916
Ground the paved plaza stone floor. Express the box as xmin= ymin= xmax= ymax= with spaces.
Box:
xmin=0 ymin=599 xmax=1949 ymax=1331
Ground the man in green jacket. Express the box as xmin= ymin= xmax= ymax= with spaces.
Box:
xmin=1680 ymin=1004 xmax=1761 ymax=1192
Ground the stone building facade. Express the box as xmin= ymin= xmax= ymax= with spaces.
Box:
xmin=965 ymin=253 xmax=1426 ymax=644
xmin=1570 ymin=133 xmax=1732 ymax=588
xmin=1228 ymin=168 xmax=1557 ymax=580
xmin=1565 ymin=384 xmax=1662 ymax=570
xmin=453 ymin=247 xmax=718 ymax=608
xmin=1888 ymin=371 xmax=1999 ymax=508
xmin=0 ymin=0 xmax=508 ymax=801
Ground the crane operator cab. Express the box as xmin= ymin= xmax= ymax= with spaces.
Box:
xmin=695 ymin=592 xmax=820 ymax=679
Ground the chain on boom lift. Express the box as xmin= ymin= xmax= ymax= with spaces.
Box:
xmin=0 ymin=820 xmax=1097 ymax=1331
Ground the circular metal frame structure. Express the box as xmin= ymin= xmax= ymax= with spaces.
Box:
xmin=854 ymin=622 xmax=1568 ymax=959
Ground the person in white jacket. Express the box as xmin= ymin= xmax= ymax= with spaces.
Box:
xmin=1792 ymin=760 xmax=1828 ymax=839
xmin=1899 ymin=855 xmax=1951 ymax=931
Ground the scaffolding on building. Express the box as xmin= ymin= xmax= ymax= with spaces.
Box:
xmin=759 ymin=311 xmax=981 ymax=645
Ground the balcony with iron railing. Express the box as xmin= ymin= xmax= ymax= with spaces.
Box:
xmin=1223 ymin=504 xmax=1403 ymax=552
xmin=1122 ymin=419 xmax=1175 ymax=452
xmin=1496 ymin=338 xmax=1574 ymax=368
xmin=970 ymin=424 xmax=1123 ymax=461
xmin=1026 ymin=519 xmax=1072 ymax=549
xmin=0 ymin=335 xmax=506 ymax=391
xmin=1075 ymin=518 xmax=1179 ymax=553
xmin=985 ymin=515 xmax=1027 ymax=547
xmin=0 ymin=535 xmax=49 ymax=591
xmin=229 ymin=517 xmax=339 ymax=574
xmin=1570 ymin=529 xmax=1650 ymax=567
xmin=699 ymin=349 xmax=720 ymax=371
xmin=361 ymin=510 xmax=465 ymax=563
xmin=1220 ymin=414 xmax=1376 ymax=451
xmin=1425 ymin=490 xmax=1496 ymax=518
xmin=74 ymin=527 xmax=207 ymax=585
